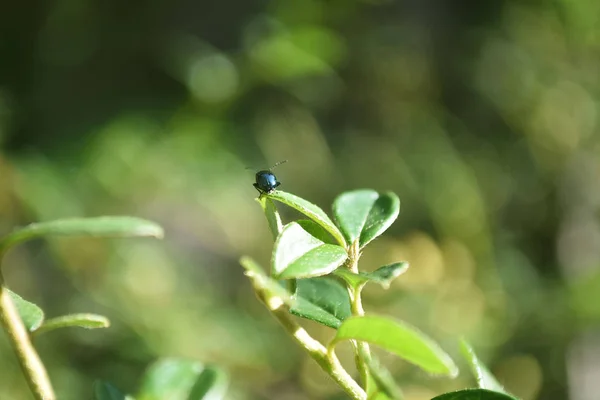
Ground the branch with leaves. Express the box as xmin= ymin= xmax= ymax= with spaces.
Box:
xmin=241 ymin=189 xmax=520 ymax=400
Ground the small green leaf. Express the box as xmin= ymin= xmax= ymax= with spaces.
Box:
xmin=257 ymin=197 xmax=283 ymax=240
xmin=331 ymin=316 xmax=458 ymax=377
xmin=0 ymin=216 xmax=164 ymax=256
xmin=93 ymin=381 xmax=127 ymax=400
xmin=187 ymin=366 xmax=229 ymax=400
xmin=272 ymin=222 xmax=347 ymax=279
xmin=290 ymin=277 xmax=351 ymax=329
xmin=358 ymin=192 xmax=400 ymax=248
xmin=297 ymin=219 xmax=337 ymax=245
xmin=431 ymin=389 xmax=519 ymax=400
xmin=138 ymin=358 xmax=204 ymax=400
xmin=460 ymin=339 xmax=507 ymax=393
xmin=266 ymin=190 xmax=347 ymax=247
xmin=333 ymin=190 xmax=400 ymax=248
xmin=34 ymin=313 xmax=110 ymax=336
xmin=7 ymin=289 xmax=44 ymax=331
xmin=332 ymin=189 xmax=379 ymax=243
xmin=335 ymin=262 xmax=409 ymax=289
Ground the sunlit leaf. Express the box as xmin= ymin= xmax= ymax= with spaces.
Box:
xmin=331 ymin=316 xmax=458 ymax=377
xmin=332 ymin=189 xmax=379 ymax=243
xmin=93 ymin=381 xmax=127 ymax=400
xmin=431 ymin=388 xmax=519 ymax=400
xmin=358 ymin=192 xmax=400 ymax=248
xmin=7 ymin=289 xmax=44 ymax=332
xmin=272 ymin=222 xmax=347 ymax=279
xmin=335 ymin=262 xmax=409 ymax=289
xmin=34 ymin=314 xmax=110 ymax=336
xmin=0 ymin=216 xmax=164 ymax=256
xmin=267 ymin=190 xmax=346 ymax=247
xmin=460 ymin=339 xmax=507 ymax=393
xmin=290 ymin=277 xmax=351 ymax=329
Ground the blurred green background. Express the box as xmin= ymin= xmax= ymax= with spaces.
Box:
xmin=2 ymin=0 xmax=600 ymax=399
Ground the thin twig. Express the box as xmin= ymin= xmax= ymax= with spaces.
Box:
xmin=0 ymin=280 xmax=55 ymax=400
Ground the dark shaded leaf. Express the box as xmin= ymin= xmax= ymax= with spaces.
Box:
xmin=431 ymin=388 xmax=519 ymax=400
xmin=290 ymin=277 xmax=351 ymax=329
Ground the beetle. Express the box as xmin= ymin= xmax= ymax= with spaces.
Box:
xmin=253 ymin=160 xmax=287 ymax=195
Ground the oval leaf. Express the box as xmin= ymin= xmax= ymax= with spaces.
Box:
xmin=431 ymin=389 xmax=519 ymax=400
xmin=358 ymin=192 xmax=400 ymax=248
xmin=187 ymin=366 xmax=229 ymax=400
xmin=460 ymin=339 xmax=507 ymax=393
xmin=272 ymin=222 xmax=347 ymax=279
xmin=297 ymin=219 xmax=337 ymax=245
xmin=93 ymin=381 xmax=127 ymax=400
xmin=332 ymin=316 xmax=458 ymax=377
xmin=34 ymin=313 xmax=110 ymax=336
xmin=290 ymin=277 xmax=351 ymax=329
xmin=332 ymin=189 xmax=379 ymax=243
xmin=267 ymin=190 xmax=347 ymax=247
xmin=335 ymin=262 xmax=409 ymax=290
xmin=7 ymin=289 xmax=44 ymax=331
xmin=138 ymin=358 xmax=204 ymax=400
xmin=0 ymin=216 xmax=164 ymax=255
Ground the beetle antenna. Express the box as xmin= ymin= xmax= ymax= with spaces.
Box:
xmin=270 ymin=160 xmax=288 ymax=170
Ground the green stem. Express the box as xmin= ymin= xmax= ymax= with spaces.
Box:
xmin=0 ymin=278 xmax=55 ymax=400
xmin=266 ymin=298 xmax=366 ymax=400
xmin=347 ymin=241 xmax=371 ymax=387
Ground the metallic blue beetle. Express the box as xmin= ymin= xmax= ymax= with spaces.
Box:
xmin=253 ymin=160 xmax=287 ymax=195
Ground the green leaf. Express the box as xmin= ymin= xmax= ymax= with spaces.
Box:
xmin=359 ymin=193 xmax=400 ymax=248
xmin=266 ymin=190 xmax=347 ymax=247
xmin=332 ymin=189 xmax=379 ymax=243
xmin=93 ymin=381 xmax=127 ymax=400
xmin=363 ymin=351 xmax=404 ymax=400
xmin=333 ymin=190 xmax=400 ymax=248
xmin=460 ymin=339 xmax=507 ymax=393
xmin=257 ymin=197 xmax=283 ymax=240
xmin=297 ymin=219 xmax=337 ymax=245
xmin=290 ymin=277 xmax=351 ymax=329
xmin=431 ymin=389 xmax=519 ymax=400
xmin=137 ymin=358 xmax=204 ymax=400
xmin=0 ymin=216 xmax=164 ymax=256
xmin=272 ymin=222 xmax=347 ymax=279
xmin=331 ymin=316 xmax=458 ymax=377
xmin=335 ymin=262 xmax=409 ymax=290
xmin=187 ymin=366 xmax=229 ymax=400
xmin=7 ymin=289 xmax=44 ymax=331
xmin=34 ymin=313 xmax=110 ymax=336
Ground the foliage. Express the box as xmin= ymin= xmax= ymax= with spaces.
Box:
xmin=240 ymin=189 xmax=516 ymax=399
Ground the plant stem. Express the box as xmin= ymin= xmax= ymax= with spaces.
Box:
xmin=267 ymin=300 xmax=366 ymax=400
xmin=0 ymin=277 xmax=55 ymax=400
xmin=347 ymin=241 xmax=371 ymax=387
